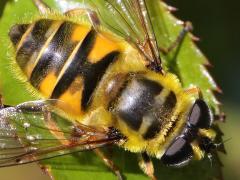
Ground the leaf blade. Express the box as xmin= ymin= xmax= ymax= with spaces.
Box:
xmin=0 ymin=0 xmax=223 ymax=180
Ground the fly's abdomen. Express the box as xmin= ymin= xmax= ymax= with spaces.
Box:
xmin=9 ymin=19 xmax=120 ymax=116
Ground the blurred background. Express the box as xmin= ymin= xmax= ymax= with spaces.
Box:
xmin=168 ymin=0 xmax=240 ymax=179
xmin=0 ymin=0 xmax=239 ymax=179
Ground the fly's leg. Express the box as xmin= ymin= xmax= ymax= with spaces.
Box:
xmin=33 ymin=0 xmax=101 ymax=29
xmin=94 ymin=149 xmax=123 ymax=180
xmin=0 ymin=95 xmax=3 ymax=109
xmin=184 ymin=86 xmax=201 ymax=97
xmin=159 ymin=21 xmax=194 ymax=54
xmin=0 ymin=95 xmax=10 ymax=109
xmin=138 ymin=153 xmax=157 ymax=180
xmin=214 ymin=113 xmax=226 ymax=122
xmin=65 ymin=8 xmax=100 ymax=30
xmin=42 ymin=109 xmax=70 ymax=145
xmin=32 ymin=0 xmax=51 ymax=13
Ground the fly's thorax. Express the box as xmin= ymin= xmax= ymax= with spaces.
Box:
xmin=104 ymin=72 xmax=195 ymax=154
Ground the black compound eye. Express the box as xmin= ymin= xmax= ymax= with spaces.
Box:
xmin=161 ymin=137 xmax=193 ymax=167
xmin=188 ymin=99 xmax=212 ymax=129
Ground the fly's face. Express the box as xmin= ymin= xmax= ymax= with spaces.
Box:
xmin=161 ymin=99 xmax=216 ymax=167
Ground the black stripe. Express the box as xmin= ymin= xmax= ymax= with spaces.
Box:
xmin=81 ymin=51 xmax=119 ymax=109
xmin=143 ymin=119 xmax=162 ymax=139
xmin=16 ymin=19 xmax=53 ymax=70
xmin=30 ymin=22 xmax=78 ymax=88
xmin=107 ymin=73 xmax=132 ymax=111
xmin=9 ymin=24 xmax=29 ymax=46
xmin=51 ymin=29 xmax=96 ymax=99
xmin=143 ymin=91 xmax=177 ymax=139
xmin=141 ymin=153 xmax=151 ymax=163
xmin=116 ymin=77 xmax=163 ymax=131
xmin=164 ymin=91 xmax=177 ymax=110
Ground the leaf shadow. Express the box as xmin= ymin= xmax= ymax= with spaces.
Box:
xmin=41 ymin=148 xmax=223 ymax=180
xmin=166 ymin=33 xmax=187 ymax=82
xmin=0 ymin=0 xmax=13 ymax=18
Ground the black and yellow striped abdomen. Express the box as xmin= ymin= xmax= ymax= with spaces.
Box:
xmin=9 ymin=19 xmax=120 ymax=116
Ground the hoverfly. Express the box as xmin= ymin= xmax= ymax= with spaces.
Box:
xmin=2 ymin=0 xmax=224 ymax=179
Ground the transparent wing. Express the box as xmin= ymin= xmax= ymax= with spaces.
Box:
xmin=0 ymin=100 xmax=122 ymax=167
xmin=88 ymin=0 xmax=163 ymax=72
xmin=53 ymin=0 xmax=162 ymax=71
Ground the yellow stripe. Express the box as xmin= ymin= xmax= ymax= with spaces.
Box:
xmin=71 ymin=25 xmax=91 ymax=42
xmin=154 ymin=89 xmax=170 ymax=105
xmin=88 ymin=33 xmax=119 ymax=63
xmin=25 ymin=21 xmax=63 ymax=78
xmin=139 ymin=89 xmax=170 ymax=135
xmin=16 ymin=23 xmax=35 ymax=52
xmin=57 ymin=75 xmax=84 ymax=116
xmin=39 ymin=71 xmax=57 ymax=97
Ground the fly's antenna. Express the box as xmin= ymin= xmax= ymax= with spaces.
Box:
xmin=206 ymin=138 xmax=231 ymax=167
xmin=215 ymin=137 xmax=232 ymax=150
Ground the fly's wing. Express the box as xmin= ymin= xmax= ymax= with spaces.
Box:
xmin=85 ymin=0 xmax=163 ymax=72
xmin=54 ymin=0 xmax=162 ymax=72
xmin=0 ymin=100 xmax=122 ymax=167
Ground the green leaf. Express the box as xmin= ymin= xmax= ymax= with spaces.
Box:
xmin=0 ymin=0 xmax=223 ymax=180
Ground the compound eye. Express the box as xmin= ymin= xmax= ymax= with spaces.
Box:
xmin=188 ymin=99 xmax=212 ymax=129
xmin=161 ymin=137 xmax=193 ymax=167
